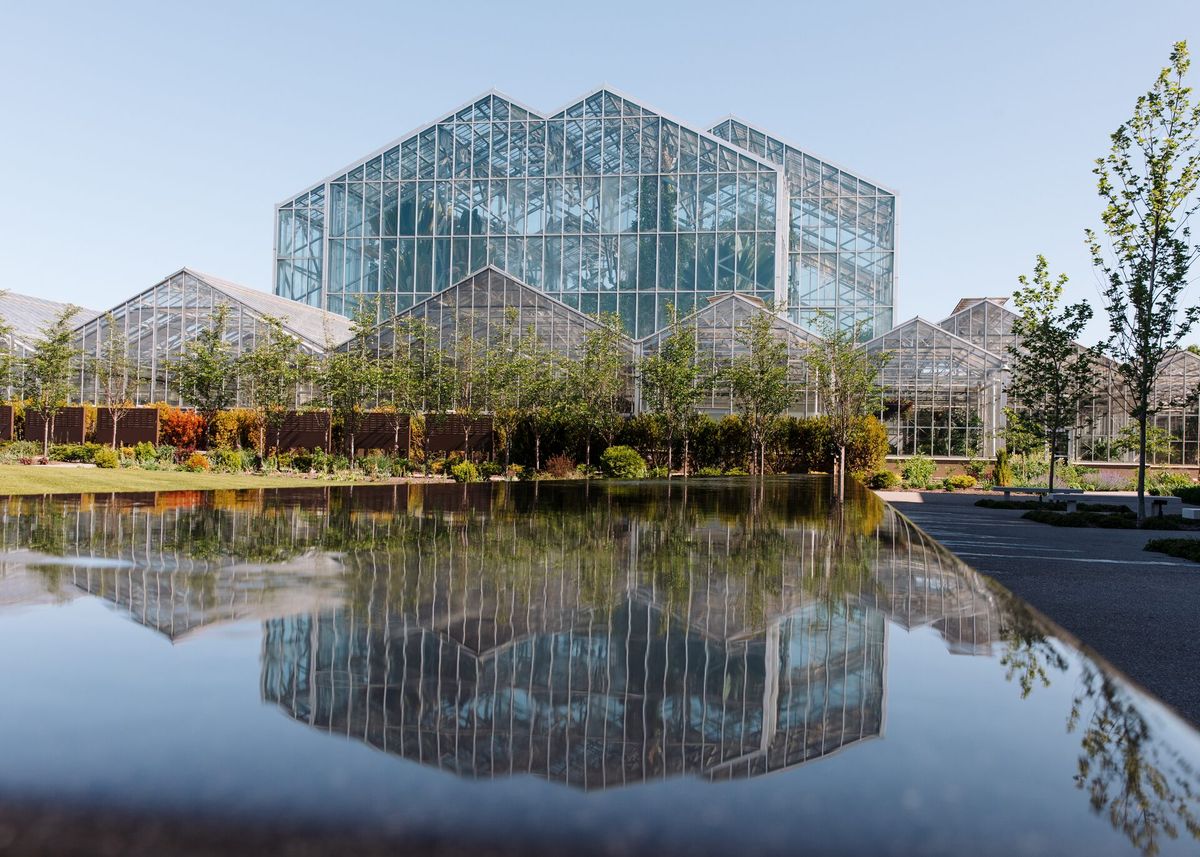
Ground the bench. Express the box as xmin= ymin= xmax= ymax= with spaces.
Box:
xmin=991 ymin=486 xmax=1082 ymax=501
xmin=1183 ymin=507 xmax=1200 ymax=521
xmin=1151 ymin=497 xmax=1170 ymax=517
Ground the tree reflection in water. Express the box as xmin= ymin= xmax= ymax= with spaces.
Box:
xmin=1 ymin=479 xmax=1197 ymax=850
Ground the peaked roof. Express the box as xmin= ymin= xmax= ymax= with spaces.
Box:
xmin=77 ymin=268 xmax=353 ymax=349
xmin=0 ymin=290 xmax=99 ymax=344
xmin=947 ymin=297 xmax=1010 ymax=316
xmin=182 ymin=269 xmax=353 ymax=346
xmin=279 ymin=86 xmax=782 ymax=206
xmin=637 ymin=291 xmax=819 ymax=346
xmin=864 ymin=315 xmax=1007 ymax=367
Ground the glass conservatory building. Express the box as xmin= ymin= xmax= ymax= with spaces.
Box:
xmin=73 ymin=268 xmax=352 ymax=407
xmin=274 ymin=88 xmax=896 ymax=340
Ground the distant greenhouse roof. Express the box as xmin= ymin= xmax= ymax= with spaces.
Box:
xmin=0 ymin=290 xmax=98 ymax=345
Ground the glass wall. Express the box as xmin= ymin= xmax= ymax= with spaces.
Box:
xmin=867 ymin=318 xmax=1005 ymax=458
xmin=639 ymin=294 xmax=820 ymax=416
xmin=73 ymin=270 xmax=348 ymax=407
xmin=276 ymin=90 xmax=793 ymax=338
xmin=710 ymin=119 xmax=895 ymax=340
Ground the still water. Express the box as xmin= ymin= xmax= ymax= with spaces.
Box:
xmin=0 ymin=478 xmax=1197 ymax=856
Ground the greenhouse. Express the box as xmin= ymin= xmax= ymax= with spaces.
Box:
xmin=274 ymin=88 xmax=896 ymax=341
xmin=72 ymin=268 xmax=351 ymax=406
xmin=0 ymin=291 xmax=97 ymax=399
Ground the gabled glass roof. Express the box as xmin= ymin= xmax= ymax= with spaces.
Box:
xmin=0 ymin=290 xmax=98 ymax=346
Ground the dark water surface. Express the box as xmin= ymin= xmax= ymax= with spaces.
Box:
xmin=0 ymin=477 xmax=1198 ymax=856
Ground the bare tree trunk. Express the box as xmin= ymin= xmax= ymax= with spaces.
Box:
xmin=111 ymin=418 xmax=118 ymax=450
xmin=667 ymin=434 xmax=673 ymax=478
xmin=1137 ymin=412 xmax=1148 ymax=525
xmin=43 ymin=415 xmax=50 ymax=458
xmin=1047 ymin=428 xmax=1058 ymax=494
xmin=683 ymin=435 xmax=689 ymax=478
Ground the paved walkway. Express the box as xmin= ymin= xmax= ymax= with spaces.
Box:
xmin=879 ymin=490 xmax=1200 ymax=726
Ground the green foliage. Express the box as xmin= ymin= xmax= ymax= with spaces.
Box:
xmin=22 ymin=305 xmax=81 ymax=455
xmin=567 ymin=312 xmax=630 ymax=466
xmin=695 ymin=466 xmax=724 ymax=477
xmin=1087 ymin=42 xmax=1200 ymax=521
xmin=1147 ymin=470 xmax=1195 ymax=496
xmin=171 ymin=305 xmax=237 ymax=438
xmin=239 ymin=316 xmax=312 ymax=452
xmin=640 ymin=304 xmax=705 ymax=474
xmin=449 ymin=460 xmax=481 ymax=483
xmin=865 ymin=470 xmax=900 ymax=489
xmin=804 ymin=314 xmax=890 ymax=478
xmin=1112 ymin=423 xmax=1175 ymax=461
xmin=647 ymin=465 xmax=669 ymax=479
xmin=49 ymin=443 xmax=102 ymax=463
xmin=849 ymin=415 xmax=889 ymax=475
xmin=724 ymin=310 xmax=792 ymax=474
xmin=90 ymin=311 xmax=135 ymax=447
xmin=211 ymin=448 xmax=246 ymax=473
xmin=1173 ymin=485 xmax=1200 ymax=505
xmin=92 ymin=447 xmax=120 ymax=469
xmin=0 ymin=441 xmax=41 ymax=463
xmin=318 ymin=299 xmax=380 ymax=459
xmin=901 ymin=455 xmax=936 ymax=488
xmin=600 ymin=444 xmax=647 ymax=479
xmin=942 ymin=474 xmax=978 ymax=491
xmin=1006 ymin=255 xmax=1097 ymax=492
xmin=1144 ymin=538 xmax=1200 ymax=562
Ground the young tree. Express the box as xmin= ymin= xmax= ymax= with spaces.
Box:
xmin=1005 ymin=256 xmax=1096 ymax=493
xmin=0 ymin=292 xmax=14 ymax=400
xmin=318 ymin=300 xmax=379 ymax=463
xmin=90 ymin=312 xmax=136 ymax=448
xmin=568 ymin=312 xmax=630 ymax=468
xmin=640 ymin=304 xmax=705 ymax=476
xmin=450 ymin=316 xmax=490 ymax=461
xmin=724 ymin=311 xmax=793 ymax=476
xmin=172 ymin=305 xmax=237 ymax=446
xmin=484 ymin=309 xmax=534 ymax=471
xmin=22 ymin=306 xmax=81 ymax=456
xmin=1087 ymin=41 xmax=1200 ymax=522
xmin=804 ymin=316 xmax=890 ymax=495
xmin=523 ymin=335 xmax=564 ymax=473
xmin=377 ymin=315 xmax=443 ymax=457
xmin=239 ymin=316 xmax=312 ymax=459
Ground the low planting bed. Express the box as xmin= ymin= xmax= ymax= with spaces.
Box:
xmin=1019 ymin=506 xmax=1200 ymax=530
xmin=975 ymin=498 xmax=1130 ymax=512
xmin=1144 ymin=538 xmax=1200 ymax=563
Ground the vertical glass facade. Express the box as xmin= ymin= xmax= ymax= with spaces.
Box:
xmin=279 ymin=89 xmax=888 ymax=339
xmin=710 ymin=119 xmax=895 ymax=339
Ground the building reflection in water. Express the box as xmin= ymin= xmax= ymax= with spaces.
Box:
xmin=0 ymin=481 xmax=1000 ymax=787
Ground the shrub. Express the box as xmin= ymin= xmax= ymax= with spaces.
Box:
xmin=128 ymin=441 xmax=157 ymax=464
xmin=1148 ymin=471 xmax=1194 ymax=496
xmin=901 ymin=455 xmax=936 ymax=489
xmin=963 ymin=458 xmax=990 ymax=480
xmin=545 ymin=453 xmax=577 ymax=478
xmin=449 ymin=461 xmax=481 ymax=483
xmin=1144 ymin=538 xmax=1200 ymax=563
xmin=161 ymin=407 xmax=206 ymax=449
xmin=50 ymin=443 xmax=102 ymax=463
xmin=865 ymin=470 xmax=900 ymax=490
xmin=648 ymin=465 xmax=669 ymax=479
xmin=0 ymin=441 xmax=42 ymax=463
xmin=210 ymin=409 xmax=262 ymax=451
xmin=360 ymin=454 xmax=390 ymax=477
xmin=181 ymin=451 xmax=210 ymax=472
xmin=848 ymin=416 xmax=890 ymax=475
xmin=600 ymin=445 xmax=648 ymax=479
xmin=93 ymin=447 xmax=120 ymax=469
xmin=993 ymin=450 xmax=1014 ymax=487
xmin=391 ymin=456 xmax=415 ymax=477
xmin=942 ymin=474 xmax=977 ymax=491
xmin=696 ymin=466 xmax=724 ymax=477
xmin=211 ymin=448 xmax=245 ymax=472
xmin=329 ymin=455 xmax=350 ymax=472
xmin=1174 ymin=485 xmax=1200 ymax=506
xmin=723 ymin=467 xmax=749 ymax=476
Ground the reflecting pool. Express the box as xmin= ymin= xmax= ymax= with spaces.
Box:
xmin=0 ymin=478 xmax=1198 ymax=856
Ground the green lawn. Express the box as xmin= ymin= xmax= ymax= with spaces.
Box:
xmin=0 ymin=464 xmax=370 ymax=496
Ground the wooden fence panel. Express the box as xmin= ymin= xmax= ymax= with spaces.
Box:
xmin=96 ymin=407 xmax=160 ymax=446
xmin=356 ymin=413 xmax=410 ymax=455
xmin=267 ymin=411 xmax=331 ymax=452
xmin=0 ymin=405 xmax=12 ymax=442
xmin=425 ymin=415 xmax=494 ymax=456
xmin=23 ymin=407 xmax=86 ymax=444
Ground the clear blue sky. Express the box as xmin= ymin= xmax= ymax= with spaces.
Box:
xmin=1 ymin=0 xmax=1196 ymax=344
